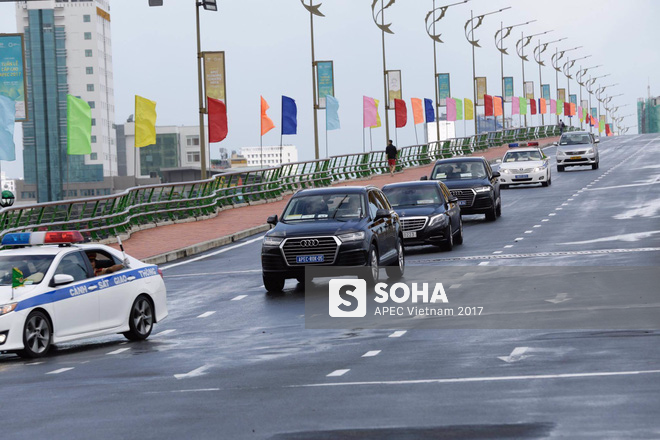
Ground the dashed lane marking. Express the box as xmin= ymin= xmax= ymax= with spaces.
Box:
xmin=327 ymin=369 xmax=350 ymax=377
xmin=449 ymin=284 xmax=462 ymax=289
xmin=197 ymin=311 xmax=216 ymax=318
xmin=46 ymin=368 xmax=74 ymax=375
xmin=174 ymin=365 xmax=212 ymax=380
xmin=107 ymin=347 xmax=131 ymax=355
xmin=478 ymin=262 xmax=490 ymax=266
xmin=362 ymin=351 xmax=382 ymax=357
xmin=389 ymin=331 xmax=407 ymax=338
xmin=504 ymin=245 xmax=514 ymax=248
xmin=409 ymin=247 xmax=660 ymax=262
xmin=153 ymin=329 xmax=176 ymax=337
xmin=231 ymin=295 xmax=248 ymax=301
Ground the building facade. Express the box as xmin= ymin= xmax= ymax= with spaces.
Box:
xmin=637 ymin=97 xmax=660 ymax=134
xmin=240 ymin=145 xmax=299 ymax=168
xmin=16 ymin=0 xmax=116 ymax=202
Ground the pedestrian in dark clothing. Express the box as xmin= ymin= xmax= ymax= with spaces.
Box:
xmin=385 ymin=140 xmax=397 ymax=177
xmin=559 ymin=120 xmax=566 ymax=135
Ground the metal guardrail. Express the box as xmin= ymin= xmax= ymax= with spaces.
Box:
xmin=0 ymin=126 xmax=565 ymax=241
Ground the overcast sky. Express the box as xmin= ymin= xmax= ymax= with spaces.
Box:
xmin=1 ymin=0 xmax=658 ymax=179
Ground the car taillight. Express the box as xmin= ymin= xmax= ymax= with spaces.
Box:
xmin=158 ymin=269 xmax=164 ymax=279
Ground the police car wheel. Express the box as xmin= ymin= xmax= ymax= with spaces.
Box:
xmin=18 ymin=310 xmax=52 ymax=358
xmin=124 ymin=295 xmax=154 ymax=341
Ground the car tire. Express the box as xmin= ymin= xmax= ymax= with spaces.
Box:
xmin=557 ymin=165 xmax=565 ymax=172
xmin=485 ymin=202 xmax=497 ymax=221
xmin=454 ymin=219 xmax=464 ymax=245
xmin=440 ymin=225 xmax=454 ymax=251
xmin=124 ymin=295 xmax=154 ymax=341
xmin=366 ymin=244 xmax=380 ymax=286
xmin=18 ymin=310 xmax=52 ymax=358
xmin=386 ymin=239 xmax=405 ymax=280
xmin=263 ymin=274 xmax=285 ymax=293
xmin=541 ymin=181 xmax=549 ymax=187
xmin=547 ymin=174 xmax=552 ymax=185
xmin=496 ymin=199 xmax=502 ymax=217
xmin=592 ymin=162 xmax=599 ymax=170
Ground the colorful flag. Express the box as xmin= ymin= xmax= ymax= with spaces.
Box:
xmin=394 ymin=98 xmax=407 ymax=128
xmin=564 ymin=102 xmax=570 ymax=116
xmin=599 ymin=120 xmax=605 ymax=133
xmin=208 ymin=97 xmax=228 ymax=142
xmin=372 ymin=99 xmax=382 ymax=128
xmin=67 ymin=94 xmax=92 ymax=155
xmin=493 ymin=96 xmax=503 ymax=117
xmin=411 ymin=98 xmax=424 ymax=125
xmin=570 ymin=103 xmax=576 ymax=117
xmin=455 ymin=98 xmax=463 ymax=121
xmin=326 ymin=95 xmax=340 ymax=130
xmin=261 ymin=96 xmax=275 ymax=135
xmin=135 ymin=95 xmax=157 ymax=148
xmin=578 ymin=106 xmax=583 ymax=121
xmin=363 ymin=96 xmax=377 ymax=128
xmin=464 ymin=99 xmax=474 ymax=120
xmin=12 ymin=267 xmax=25 ymax=289
xmin=539 ymin=98 xmax=547 ymax=115
xmin=281 ymin=95 xmax=297 ymax=135
xmin=0 ymin=95 xmax=16 ymax=161
xmin=605 ymin=124 xmax=612 ymax=136
xmin=519 ymin=97 xmax=527 ymax=115
xmin=550 ymin=99 xmax=556 ymax=114
xmin=446 ymin=98 xmax=456 ymax=122
xmin=530 ymin=98 xmax=537 ymax=115
xmin=556 ymin=100 xmax=564 ymax=116
xmin=484 ymin=94 xmax=494 ymax=117
xmin=512 ymin=96 xmax=519 ymax=115
xmin=424 ymin=98 xmax=435 ymax=123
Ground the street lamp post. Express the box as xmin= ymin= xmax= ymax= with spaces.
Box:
xmin=576 ymin=64 xmax=601 ymax=129
xmin=533 ymin=36 xmax=565 ymax=126
xmin=551 ymin=45 xmax=580 ymax=124
xmin=596 ymin=83 xmax=618 ymax=134
xmin=586 ymin=74 xmax=609 ymax=133
xmin=562 ymin=54 xmax=591 ymax=126
xmin=372 ymin=0 xmax=396 ymax=144
xmin=300 ymin=0 xmax=325 ymax=160
xmin=495 ymin=19 xmax=535 ymax=130
xmin=426 ymin=0 xmax=469 ymax=144
xmin=516 ymin=30 xmax=551 ymax=128
xmin=465 ymin=6 xmax=511 ymax=135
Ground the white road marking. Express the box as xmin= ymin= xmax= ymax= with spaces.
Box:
xmin=293 ymin=369 xmax=660 ymax=388
xmin=504 ymin=245 xmax=514 ymax=248
xmin=449 ymin=284 xmax=462 ymax=289
xmin=46 ymin=368 xmax=74 ymax=375
xmin=568 ymin=198 xmax=574 ymax=201
xmin=542 ymin=219 xmax=549 ymax=222
xmin=161 ymin=236 xmax=265 ymax=270
xmin=389 ymin=331 xmax=407 ymax=338
xmin=524 ymin=230 xmax=533 ymax=234
xmin=514 ymin=237 xmax=523 ymax=241
xmin=573 ymin=194 xmax=579 ymax=197
xmin=497 ymin=347 xmax=530 ymax=363
xmin=24 ymin=362 xmax=44 ymax=366
xmin=549 ymin=213 xmax=556 ymax=216
xmin=153 ymin=329 xmax=176 ymax=337
xmin=327 ymin=369 xmax=350 ymax=377
xmin=174 ymin=364 xmax=212 ymax=380
xmin=197 ymin=311 xmax=216 ymax=318
xmin=231 ymin=295 xmax=248 ymax=301
xmin=559 ymin=231 xmax=660 ymax=245
xmin=478 ymin=261 xmax=490 ymax=266
xmin=546 ymin=292 xmax=571 ymax=304
xmin=492 ymin=251 xmax=502 ymax=254
xmin=107 ymin=347 xmax=131 ymax=355
xmin=533 ymin=225 xmax=541 ymax=228
xmin=362 ymin=350 xmax=382 ymax=357
xmin=556 ymin=208 xmax=563 ymax=210
xmin=461 ymin=272 xmax=475 ymax=278
xmin=561 ymin=203 xmax=568 ymax=206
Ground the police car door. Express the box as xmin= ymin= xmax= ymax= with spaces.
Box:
xmin=51 ymin=251 xmax=100 ymax=337
xmin=95 ymin=252 xmax=133 ymax=329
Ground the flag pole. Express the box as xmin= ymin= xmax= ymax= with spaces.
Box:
xmin=325 ymin=124 xmax=328 ymax=158
xmin=414 ymin=123 xmax=419 ymax=145
xmin=369 ymin=127 xmax=373 ymax=151
xmin=134 ymin=144 xmax=138 ymax=185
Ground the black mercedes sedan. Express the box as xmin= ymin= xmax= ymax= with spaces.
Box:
xmin=261 ymin=186 xmax=404 ymax=292
xmin=382 ymin=180 xmax=463 ymax=251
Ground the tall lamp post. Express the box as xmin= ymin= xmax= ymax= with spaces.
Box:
xmin=516 ymin=30 xmax=551 ymax=127
xmin=586 ymin=74 xmax=609 ymax=133
xmin=300 ymin=0 xmax=325 ymax=160
xmin=372 ymin=0 xmax=396 ymax=143
xmin=495 ymin=19 xmax=536 ymax=129
xmin=196 ymin=0 xmax=218 ymax=179
xmin=562 ymin=54 xmax=591 ymax=126
xmin=551 ymin=45 xmax=580 ymax=124
xmin=465 ymin=6 xmax=511 ymax=134
xmin=596 ymin=83 xmax=618 ymax=133
xmin=426 ymin=0 xmax=469 ymax=143
xmin=533 ymin=36 xmax=565 ymax=126
xmin=576 ymin=64 xmax=601 ymax=129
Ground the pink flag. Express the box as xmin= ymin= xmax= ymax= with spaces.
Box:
xmin=446 ymin=98 xmax=457 ymax=121
xmin=550 ymin=99 xmax=556 ymax=114
xmin=578 ymin=106 xmax=583 ymax=120
xmin=512 ymin=96 xmax=520 ymax=115
xmin=363 ymin=96 xmax=377 ymax=128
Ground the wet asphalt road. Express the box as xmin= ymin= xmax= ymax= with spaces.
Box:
xmin=1 ymin=134 xmax=659 ymax=439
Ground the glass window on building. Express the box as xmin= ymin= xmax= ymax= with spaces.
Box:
xmin=87 ymin=84 xmax=94 ymax=92
xmin=85 ymin=49 xmax=92 ymax=57
xmin=88 ymin=101 xmax=95 ymax=109
xmin=86 ymin=67 xmax=93 ymax=74
xmin=187 ymin=152 xmax=200 ymax=163
xmin=90 ymin=153 xmax=98 ymax=160
xmin=140 ymin=133 xmax=179 ymax=178
xmin=186 ymin=136 xmax=200 ymax=146
xmin=91 ymin=118 xmax=96 ymax=126
xmin=84 ymin=32 xmax=92 ymax=40
xmin=83 ymin=14 xmax=91 ymax=22
xmin=91 ymin=136 xmax=97 ymax=143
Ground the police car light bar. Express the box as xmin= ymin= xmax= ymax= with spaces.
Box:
xmin=508 ymin=143 xmax=519 ymax=148
xmin=1 ymin=231 xmax=84 ymax=246
xmin=528 ymin=141 xmax=539 ymax=146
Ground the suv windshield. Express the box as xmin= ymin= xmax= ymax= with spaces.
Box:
xmin=560 ymin=134 xmax=592 ymax=145
xmin=0 ymin=254 xmax=55 ymax=286
xmin=503 ymin=150 xmax=543 ymax=162
xmin=383 ymin=186 xmax=442 ymax=207
xmin=432 ymin=162 xmax=487 ymax=180
xmin=282 ymin=193 xmax=365 ymax=221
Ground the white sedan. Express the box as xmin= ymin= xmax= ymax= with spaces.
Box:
xmin=498 ymin=147 xmax=552 ymax=188
xmin=0 ymin=231 xmax=167 ymax=358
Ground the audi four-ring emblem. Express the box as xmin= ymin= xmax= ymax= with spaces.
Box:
xmin=299 ymin=239 xmax=320 ymax=247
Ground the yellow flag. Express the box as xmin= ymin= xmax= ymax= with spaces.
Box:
xmin=135 ymin=95 xmax=157 ymax=148
xmin=464 ymin=98 xmax=474 ymax=120
xmin=371 ymin=99 xmax=382 ymax=128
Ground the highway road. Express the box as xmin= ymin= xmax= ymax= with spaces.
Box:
xmin=1 ymin=134 xmax=659 ymax=439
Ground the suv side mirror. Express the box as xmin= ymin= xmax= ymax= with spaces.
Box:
xmin=374 ymin=209 xmax=390 ymax=220
xmin=267 ymin=214 xmax=278 ymax=225
xmin=594 ymin=137 xmax=600 ymax=143
xmin=420 ymin=176 xmax=428 ymax=181
xmin=51 ymin=274 xmax=75 ymax=287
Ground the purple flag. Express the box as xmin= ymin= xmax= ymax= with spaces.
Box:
xmin=446 ymin=98 xmax=456 ymax=122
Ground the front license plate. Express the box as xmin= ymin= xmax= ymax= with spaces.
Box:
xmin=459 ymin=200 xmax=467 ymax=206
xmin=403 ymin=231 xmax=417 ymax=239
xmin=296 ymin=255 xmax=324 ymax=263
xmin=570 ymin=156 xmax=582 ymax=160
xmin=515 ymin=174 xmax=529 ymax=179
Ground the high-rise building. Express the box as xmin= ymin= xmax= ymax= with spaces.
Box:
xmin=637 ymin=97 xmax=660 ymax=134
xmin=15 ymin=0 xmax=116 ymax=202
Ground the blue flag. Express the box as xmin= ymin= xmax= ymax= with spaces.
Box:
xmin=326 ymin=95 xmax=340 ymax=130
xmin=281 ymin=95 xmax=297 ymax=135
xmin=424 ymin=98 xmax=435 ymax=123
xmin=0 ymin=95 xmax=16 ymax=161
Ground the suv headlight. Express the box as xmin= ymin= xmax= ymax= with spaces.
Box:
xmin=0 ymin=303 xmax=17 ymax=316
xmin=338 ymin=231 xmax=365 ymax=243
xmin=428 ymin=213 xmax=449 ymax=227
xmin=263 ymin=236 xmax=283 ymax=246
xmin=474 ymin=186 xmax=492 ymax=193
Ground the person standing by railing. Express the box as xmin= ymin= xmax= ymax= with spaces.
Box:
xmin=386 ymin=140 xmax=398 ymax=177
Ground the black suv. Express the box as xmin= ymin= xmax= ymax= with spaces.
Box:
xmin=261 ymin=186 xmax=404 ymax=292
xmin=422 ymin=157 xmax=501 ymax=221
xmin=382 ymin=180 xmax=463 ymax=251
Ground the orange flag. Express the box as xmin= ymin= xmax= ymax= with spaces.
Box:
xmin=493 ymin=96 xmax=503 ymax=117
xmin=411 ymin=98 xmax=424 ymax=125
xmin=261 ymin=96 xmax=275 ymax=136
xmin=539 ymin=98 xmax=547 ymax=114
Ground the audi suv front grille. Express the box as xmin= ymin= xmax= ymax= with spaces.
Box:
xmin=281 ymin=236 xmax=339 ymax=265
xmin=449 ymin=189 xmax=476 ymax=208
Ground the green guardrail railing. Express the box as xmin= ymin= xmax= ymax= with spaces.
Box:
xmin=0 ymin=125 xmax=562 ymax=242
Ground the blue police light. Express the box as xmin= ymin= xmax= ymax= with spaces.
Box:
xmin=1 ymin=233 xmax=31 ymax=246
xmin=508 ymin=143 xmax=519 ymax=148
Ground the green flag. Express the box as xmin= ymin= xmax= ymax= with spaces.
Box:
xmin=455 ymin=99 xmax=463 ymax=121
xmin=67 ymin=94 xmax=92 ymax=155
xmin=556 ymin=100 xmax=564 ymax=116
xmin=519 ymin=97 xmax=527 ymax=115
xmin=12 ymin=267 xmax=25 ymax=288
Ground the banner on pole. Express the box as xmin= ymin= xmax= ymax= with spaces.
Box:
xmin=542 ymin=84 xmax=551 ymax=102
xmin=387 ymin=70 xmax=402 ymax=109
xmin=475 ymin=77 xmax=487 ymax=106
xmin=524 ymin=81 xmax=534 ymax=100
xmin=591 ymin=107 xmax=598 ymax=119
xmin=203 ymin=51 xmax=226 ymax=104
xmin=437 ymin=73 xmax=450 ymax=106
xmin=503 ymin=77 xmax=514 ymax=103
xmin=569 ymin=94 xmax=577 ymax=106
xmin=0 ymin=34 xmax=28 ymax=121
xmin=316 ymin=61 xmax=334 ymax=109
xmin=558 ymin=88 xmax=566 ymax=102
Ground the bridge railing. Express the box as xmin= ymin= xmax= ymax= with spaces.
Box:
xmin=0 ymin=125 xmax=561 ymax=241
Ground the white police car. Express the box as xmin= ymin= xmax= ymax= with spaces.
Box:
xmin=0 ymin=231 xmax=167 ymax=358
xmin=498 ymin=146 xmax=551 ymax=188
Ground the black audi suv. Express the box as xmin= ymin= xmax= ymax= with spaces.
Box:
xmin=382 ymin=180 xmax=463 ymax=251
xmin=422 ymin=157 xmax=501 ymax=221
xmin=261 ymin=186 xmax=404 ymax=292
